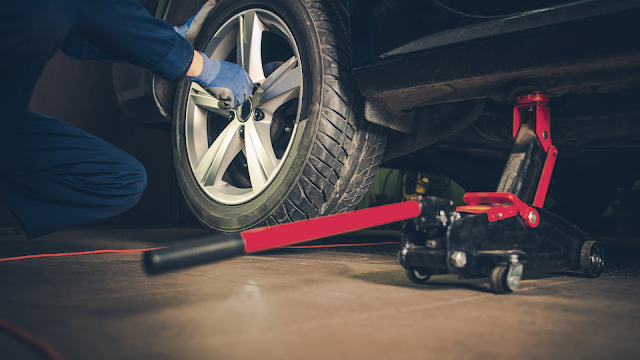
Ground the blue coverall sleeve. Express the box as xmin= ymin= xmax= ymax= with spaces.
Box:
xmin=70 ymin=0 xmax=194 ymax=80
xmin=60 ymin=36 xmax=123 ymax=63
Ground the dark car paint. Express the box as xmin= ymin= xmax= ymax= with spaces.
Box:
xmin=142 ymin=0 xmax=639 ymax=124
xmin=349 ymin=0 xmax=586 ymax=64
xmin=116 ymin=0 xmax=640 ymax=194
xmin=352 ymin=0 xmax=640 ymax=109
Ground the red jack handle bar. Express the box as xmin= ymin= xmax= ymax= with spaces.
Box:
xmin=144 ymin=200 xmax=422 ymax=274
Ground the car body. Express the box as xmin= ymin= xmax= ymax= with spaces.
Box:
xmin=114 ymin=0 xmax=640 ymax=231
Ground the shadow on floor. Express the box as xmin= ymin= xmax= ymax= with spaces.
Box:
xmin=344 ymin=266 xmax=584 ymax=294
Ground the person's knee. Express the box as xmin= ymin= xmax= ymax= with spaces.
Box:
xmin=12 ymin=0 xmax=76 ymax=60
xmin=89 ymin=153 xmax=148 ymax=215
xmin=116 ymin=158 xmax=148 ymax=212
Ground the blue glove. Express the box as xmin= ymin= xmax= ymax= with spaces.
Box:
xmin=189 ymin=52 xmax=253 ymax=107
xmin=173 ymin=0 xmax=218 ymax=43
xmin=173 ymin=15 xmax=196 ymax=37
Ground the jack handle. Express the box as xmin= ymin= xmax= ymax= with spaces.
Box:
xmin=144 ymin=200 xmax=424 ymax=274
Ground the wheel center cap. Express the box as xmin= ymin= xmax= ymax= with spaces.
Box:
xmin=237 ymin=99 xmax=252 ymax=123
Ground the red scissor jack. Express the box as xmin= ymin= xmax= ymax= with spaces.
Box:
xmin=144 ymin=93 xmax=603 ymax=294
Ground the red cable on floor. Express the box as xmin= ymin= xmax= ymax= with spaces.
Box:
xmin=0 ymin=316 xmax=65 ymax=360
xmin=0 ymin=241 xmax=398 ymax=359
xmin=0 ymin=248 xmax=165 ymax=262
xmin=0 ymin=242 xmax=401 ymax=263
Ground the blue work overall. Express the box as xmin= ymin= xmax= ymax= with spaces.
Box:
xmin=0 ymin=0 xmax=194 ymax=238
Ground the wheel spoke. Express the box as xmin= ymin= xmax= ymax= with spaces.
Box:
xmin=185 ymin=9 xmax=303 ymax=205
xmin=193 ymin=121 xmax=243 ymax=186
xmin=246 ymin=118 xmax=278 ymax=175
xmin=190 ymin=84 xmax=231 ymax=117
xmin=252 ymin=56 xmax=301 ymax=113
xmin=244 ymin=137 xmax=267 ymax=193
xmin=237 ymin=11 xmax=266 ymax=83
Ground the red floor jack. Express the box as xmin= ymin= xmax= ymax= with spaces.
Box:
xmin=144 ymin=93 xmax=603 ymax=294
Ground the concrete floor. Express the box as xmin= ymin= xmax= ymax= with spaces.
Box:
xmin=1 ymin=228 xmax=640 ymax=360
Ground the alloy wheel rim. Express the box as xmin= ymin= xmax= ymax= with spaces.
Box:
xmin=185 ymin=9 xmax=303 ymax=205
xmin=590 ymin=248 xmax=603 ymax=271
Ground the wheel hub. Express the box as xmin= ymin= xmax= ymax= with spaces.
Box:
xmin=236 ymin=99 xmax=252 ymax=123
xmin=590 ymin=253 xmax=603 ymax=268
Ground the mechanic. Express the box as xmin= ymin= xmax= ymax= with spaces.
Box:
xmin=0 ymin=0 xmax=251 ymax=239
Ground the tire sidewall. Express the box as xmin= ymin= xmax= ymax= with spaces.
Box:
xmin=173 ymin=0 xmax=323 ymax=231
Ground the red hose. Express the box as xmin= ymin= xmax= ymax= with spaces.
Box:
xmin=0 ymin=317 xmax=65 ymax=360
xmin=0 ymin=248 xmax=165 ymax=263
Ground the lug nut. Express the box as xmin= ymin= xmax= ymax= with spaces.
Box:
xmin=451 ymin=251 xmax=467 ymax=268
xmin=254 ymin=109 xmax=264 ymax=121
xmin=238 ymin=126 xmax=245 ymax=139
xmin=426 ymin=240 xmax=439 ymax=249
xmin=229 ymin=112 xmax=235 ymax=121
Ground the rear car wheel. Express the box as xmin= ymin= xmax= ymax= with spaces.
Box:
xmin=173 ymin=0 xmax=386 ymax=231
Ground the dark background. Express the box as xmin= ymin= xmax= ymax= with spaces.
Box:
xmin=0 ymin=51 xmax=191 ymax=229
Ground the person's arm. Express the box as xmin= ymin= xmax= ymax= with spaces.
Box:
xmin=60 ymin=36 xmax=123 ymax=63
xmin=186 ymin=51 xmax=203 ymax=78
xmin=62 ymin=36 xmax=203 ymax=78
xmin=72 ymin=0 xmax=194 ymax=81
xmin=63 ymin=0 xmax=216 ymax=68
xmin=69 ymin=0 xmax=248 ymax=105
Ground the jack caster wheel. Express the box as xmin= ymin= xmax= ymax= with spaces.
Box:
xmin=489 ymin=263 xmax=523 ymax=294
xmin=405 ymin=268 xmax=431 ymax=284
xmin=580 ymin=240 xmax=604 ymax=278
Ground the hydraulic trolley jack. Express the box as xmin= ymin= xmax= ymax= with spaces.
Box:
xmin=399 ymin=93 xmax=603 ymax=293
xmin=144 ymin=93 xmax=603 ymax=294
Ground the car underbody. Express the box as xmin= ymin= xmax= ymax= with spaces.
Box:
xmin=114 ymin=0 xmax=640 ymax=231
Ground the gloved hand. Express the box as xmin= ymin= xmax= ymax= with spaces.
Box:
xmin=189 ymin=51 xmax=253 ymax=107
xmin=173 ymin=0 xmax=218 ymax=44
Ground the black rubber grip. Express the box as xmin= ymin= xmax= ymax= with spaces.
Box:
xmin=144 ymin=233 xmax=245 ymax=274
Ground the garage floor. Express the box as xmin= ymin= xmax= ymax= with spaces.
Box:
xmin=1 ymin=227 xmax=640 ymax=360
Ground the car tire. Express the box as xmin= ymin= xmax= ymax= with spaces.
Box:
xmin=173 ymin=0 xmax=386 ymax=232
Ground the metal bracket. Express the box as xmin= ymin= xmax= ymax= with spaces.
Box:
xmin=513 ymin=92 xmax=552 ymax=152
xmin=458 ymin=192 xmax=540 ymax=227
xmin=460 ymin=92 xmax=556 ymax=219
xmin=533 ymin=145 xmax=558 ymax=208
xmin=364 ymin=97 xmax=414 ymax=133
